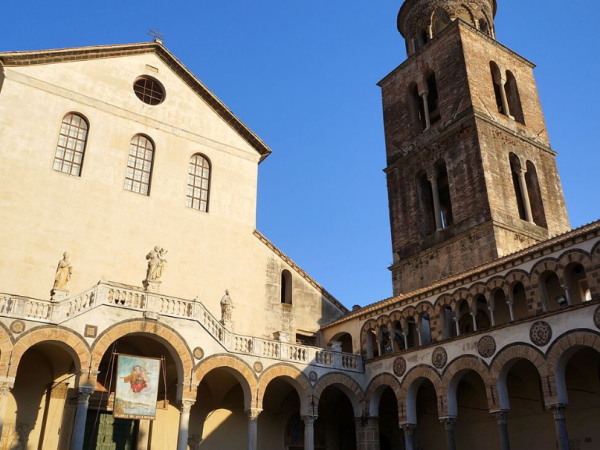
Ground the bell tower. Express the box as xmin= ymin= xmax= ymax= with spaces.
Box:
xmin=380 ymin=0 xmax=570 ymax=295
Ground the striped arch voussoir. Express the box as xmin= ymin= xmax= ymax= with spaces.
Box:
xmin=365 ymin=372 xmax=402 ymax=416
xmin=90 ymin=320 xmax=194 ymax=381
xmin=256 ymin=364 xmax=312 ymax=412
xmin=9 ymin=326 xmax=91 ymax=378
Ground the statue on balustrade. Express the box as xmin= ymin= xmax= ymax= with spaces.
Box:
xmin=146 ymin=246 xmax=168 ymax=282
xmin=53 ymin=252 xmax=73 ymax=291
xmin=220 ymin=290 xmax=234 ymax=327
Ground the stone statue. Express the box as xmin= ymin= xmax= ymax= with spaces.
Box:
xmin=53 ymin=252 xmax=73 ymax=291
xmin=146 ymin=246 xmax=168 ymax=282
xmin=220 ymin=290 xmax=234 ymax=323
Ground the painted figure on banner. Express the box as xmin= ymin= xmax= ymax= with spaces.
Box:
xmin=114 ymin=355 xmax=161 ymax=420
xmin=121 ymin=365 xmax=149 ymax=393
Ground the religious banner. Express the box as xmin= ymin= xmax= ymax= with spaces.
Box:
xmin=114 ymin=354 xmax=161 ymax=420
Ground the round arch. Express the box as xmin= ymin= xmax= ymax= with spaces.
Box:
xmin=400 ymin=365 xmax=442 ymax=423
xmin=365 ymin=373 xmax=402 ymax=419
xmin=91 ymin=319 xmax=194 ymax=391
xmin=193 ymin=354 xmax=258 ymax=409
xmin=257 ymin=364 xmax=312 ymax=415
xmin=442 ymin=356 xmax=494 ymax=416
xmin=313 ymin=372 xmax=364 ymax=418
xmin=9 ymin=326 xmax=91 ymax=379
xmin=0 ymin=323 xmax=14 ymax=378
xmin=546 ymin=330 xmax=600 ymax=404
xmin=490 ymin=344 xmax=547 ymax=410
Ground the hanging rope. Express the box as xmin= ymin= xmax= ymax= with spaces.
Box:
xmin=86 ymin=341 xmax=118 ymax=450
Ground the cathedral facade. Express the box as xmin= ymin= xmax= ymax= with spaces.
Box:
xmin=0 ymin=1 xmax=598 ymax=450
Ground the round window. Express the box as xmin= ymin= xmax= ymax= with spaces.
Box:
xmin=133 ymin=76 xmax=165 ymax=105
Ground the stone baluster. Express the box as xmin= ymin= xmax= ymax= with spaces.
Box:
xmin=302 ymin=415 xmax=318 ymax=450
xmin=246 ymin=408 xmax=262 ymax=450
xmin=176 ymin=399 xmax=196 ymax=450
xmin=70 ymin=385 xmax=95 ymax=450
xmin=492 ymin=410 xmax=511 ymax=450
xmin=440 ymin=417 xmax=457 ymax=450
xmin=550 ymin=404 xmax=571 ymax=450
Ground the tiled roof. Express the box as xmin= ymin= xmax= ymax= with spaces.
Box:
xmin=321 ymin=219 xmax=600 ymax=329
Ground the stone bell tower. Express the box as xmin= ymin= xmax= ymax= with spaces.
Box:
xmin=380 ymin=0 xmax=570 ymax=295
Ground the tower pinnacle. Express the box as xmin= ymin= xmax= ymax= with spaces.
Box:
xmin=398 ymin=0 xmax=497 ymax=55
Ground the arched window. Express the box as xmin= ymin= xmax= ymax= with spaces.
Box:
xmin=525 ymin=161 xmax=547 ymax=228
xmin=124 ymin=135 xmax=154 ymax=196
xmin=53 ymin=113 xmax=89 ymax=176
xmin=490 ymin=62 xmax=506 ymax=115
xmin=479 ymin=18 xmax=490 ymax=36
xmin=418 ymin=28 xmax=430 ymax=48
xmin=281 ymin=270 xmax=293 ymax=305
xmin=432 ymin=8 xmax=451 ymax=37
xmin=540 ymin=271 xmax=567 ymax=311
xmin=187 ymin=154 xmax=211 ymax=212
xmin=505 ymin=71 xmax=525 ymax=124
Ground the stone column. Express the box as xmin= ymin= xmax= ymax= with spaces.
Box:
xmin=246 ymin=408 xmax=262 ymax=450
xmin=302 ymin=415 xmax=317 ymax=450
xmin=550 ymin=404 xmax=571 ymax=450
xmin=506 ymin=293 xmax=516 ymax=322
xmin=499 ymin=79 xmax=511 ymax=118
xmin=428 ymin=175 xmax=443 ymax=231
xmin=0 ymin=381 xmax=14 ymax=443
xmin=454 ymin=317 xmax=460 ymax=336
xmin=70 ymin=386 xmax=95 ymax=450
xmin=561 ymin=285 xmax=572 ymax=306
xmin=176 ymin=399 xmax=196 ymax=450
xmin=440 ymin=417 xmax=457 ymax=450
xmin=517 ymin=169 xmax=534 ymax=224
xmin=488 ymin=306 xmax=496 ymax=326
xmin=355 ymin=417 xmax=380 ymax=450
xmin=493 ymin=411 xmax=511 ymax=450
xmin=471 ymin=312 xmax=478 ymax=332
xmin=137 ymin=420 xmax=151 ymax=450
xmin=421 ymin=92 xmax=431 ymax=130
xmin=401 ymin=423 xmax=417 ymax=450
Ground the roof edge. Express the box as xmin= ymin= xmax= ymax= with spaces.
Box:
xmin=0 ymin=41 xmax=272 ymax=163
xmin=321 ymin=218 xmax=600 ymax=329
xmin=253 ymin=230 xmax=349 ymax=314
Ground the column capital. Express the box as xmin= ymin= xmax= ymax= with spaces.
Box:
xmin=400 ymin=423 xmax=417 ymax=435
xmin=180 ymin=399 xmax=195 ymax=413
xmin=492 ymin=410 xmax=509 ymax=425
xmin=245 ymin=408 xmax=262 ymax=422
xmin=301 ymin=415 xmax=318 ymax=426
xmin=0 ymin=381 xmax=14 ymax=397
xmin=549 ymin=403 xmax=568 ymax=419
xmin=439 ymin=416 xmax=457 ymax=429
xmin=77 ymin=386 xmax=94 ymax=405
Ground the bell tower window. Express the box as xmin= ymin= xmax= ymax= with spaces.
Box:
xmin=505 ymin=71 xmax=525 ymax=124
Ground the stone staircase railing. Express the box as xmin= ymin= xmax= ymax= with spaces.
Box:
xmin=0 ymin=281 xmax=363 ymax=373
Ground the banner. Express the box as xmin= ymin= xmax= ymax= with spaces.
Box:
xmin=114 ymin=354 xmax=161 ymax=420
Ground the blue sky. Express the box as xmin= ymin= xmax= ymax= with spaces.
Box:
xmin=2 ymin=1 xmax=598 ymax=308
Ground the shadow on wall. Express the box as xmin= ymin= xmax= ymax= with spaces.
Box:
xmin=0 ymin=63 xmax=5 ymax=95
